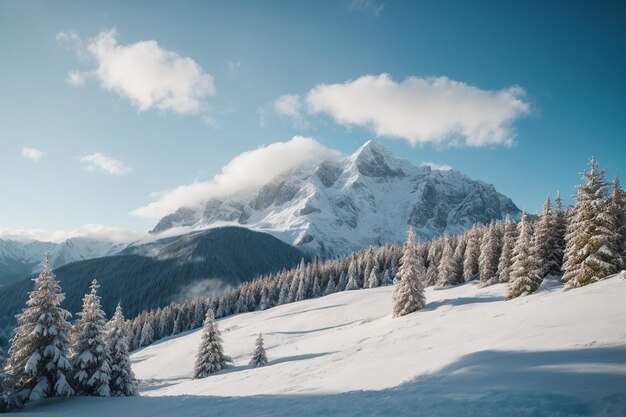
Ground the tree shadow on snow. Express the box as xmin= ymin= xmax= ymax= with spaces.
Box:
xmin=423 ymin=295 xmax=503 ymax=311
xmin=18 ymin=346 xmax=626 ymax=417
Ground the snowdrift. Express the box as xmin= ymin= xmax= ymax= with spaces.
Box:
xmin=19 ymin=276 xmax=626 ymax=416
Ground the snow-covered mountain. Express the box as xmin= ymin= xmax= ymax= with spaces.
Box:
xmin=154 ymin=141 xmax=521 ymax=257
xmin=0 ymin=237 xmax=124 ymax=285
xmin=23 ymin=275 xmax=626 ymax=416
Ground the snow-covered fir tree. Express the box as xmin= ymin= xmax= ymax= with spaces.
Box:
xmin=506 ymin=209 xmax=542 ymax=300
xmin=337 ymin=271 xmax=348 ymax=291
xmin=70 ymin=279 xmax=111 ymax=396
xmin=248 ymin=333 xmax=268 ymax=368
xmin=608 ymin=177 xmax=626 ymax=264
xmin=533 ymin=196 xmax=559 ymax=278
xmin=497 ymin=214 xmax=518 ymax=283
xmin=382 ymin=269 xmax=393 ymax=286
xmin=3 ymin=255 xmax=74 ymax=407
xmin=139 ymin=321 xmax=154 ymax=347
xmin=345 ymin=258 xmax=360 ymax=290
xmin=551 ymin=192 xmax=567 ymax=275
xmin=478 ymin=223 xmax=502 ymax=285
xmin=392 ymin=228 xmax=426 ymax=318
xmin=463 ymin=226 xmax=481 ymax=282
xmin=562 ymin=158 xmax=623 ymax=288
xmin=311 ymin=275 xmax=322 ymax=298
xmin=107 ymin=304 xmax=138 ymax=396
xmin=323 ymin=274 xmax=336 ymax=295
xmin=437 ymin=236 xmax=459 ymax=287
xmin=366 ymin=264 xmax=380 ymax=288
xmin=193 ymin=310 xmax=231 ymax=378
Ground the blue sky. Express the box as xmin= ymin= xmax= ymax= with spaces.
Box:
xmin=0 ymin=0 xmax=625 ymax=241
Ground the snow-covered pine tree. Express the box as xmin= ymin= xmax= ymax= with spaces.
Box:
xmin=437 ymin=236 xmax=459 ymax=287
xmin=463 ymin=226 xmax=481 ymax=282
xmin=392 ymin=227 xmax=426 ymax=318
xmin=70 ymin=279 xmax=111 ymax=396
xmin=497 ymin=214 xmax=518 ymax=283
xmin=139 ymin=321 xmax=154 ymax=347
xmin=506 ymin=209 xmax=542 ymax=300
xmin=478 ymin=224 xmax=502 ymax=285
xmin=608 ymin=177 xmax=626 ymax=265
xmin=248 ymin=333 xmax=268 ymax=368
xmin=295 ymin=273 xmax=307 ymax=301
xmin=337 ymin=271 xmax=348 ymax=291
xmin=107 ymin=304 xmax=138 ymax=396
xmin=259 ymin=285 xmax=271 ymax=310
xmin=311 ymin=275 xmax=322 ymax=298
xmin=365 ymin=264 xmax=380 ymax=288
xmin=345 ymin=258 xmax=360 ymax=290
xmin=3 ymin=255 xmax=74 ymax=407
xmin=551 ymin=192 xmax=567 ymax=275
xmin=323 ymin=274 xmax=336 ymax=295
xmin=562 ymin=158 xmax=623 ymax=288
xmin=381 ymin=269 xmax=393 ymax=286
xmin=193 ymin=310 xmax=231 ymax=378
xmin=533 ymin=196 xmax=557 ymax=278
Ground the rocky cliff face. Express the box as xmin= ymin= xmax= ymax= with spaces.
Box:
xmin=153 ymin=141 xmax=520 ymax=257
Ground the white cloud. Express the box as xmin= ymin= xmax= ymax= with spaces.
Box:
xmin=274 ymin=94 xmax=309 ymax=129
xmin=132 ymin=136 xmax=341 ymax=219
xmin=79 ymin=152 xmax=132 ymax=175
xmin=306 ymin=73 xmax=529 ymax=147
xmin=274 ymin=94 xmax=302 ymax=119
xmin=420 ymin=162 xmax=452 ymax=171
xmin=66 ymin=70 xmax=88 ymax=86
xmin=0 ymin=224 xmax=148 ymax=244
xmin=60 ymin=28 xmax=215 ymax=115
xmin=21 ymin=147 xmax=44 ymax=162
xmin=348 ymin=0 xmax=384 ymax=16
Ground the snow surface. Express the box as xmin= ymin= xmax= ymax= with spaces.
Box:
xmin=16 ymin=275 xmax=626 ymax=416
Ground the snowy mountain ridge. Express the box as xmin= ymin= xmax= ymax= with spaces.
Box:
xmin=0 ymin=237 xmax=124 ymax=285
xmin=154 ymin=141 xmax=521 ymax=257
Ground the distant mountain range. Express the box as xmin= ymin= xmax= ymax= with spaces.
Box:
xmin=0 ymin=237 xmax=124 ymax=286
xmin=0 ymin=227 xmax=304 ymax=341
xmin=153 ymin=141 xmax=521 ymax=257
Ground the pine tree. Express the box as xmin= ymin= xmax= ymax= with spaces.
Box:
xmin=497 ymin=214 xmax=518 ymax=283
xmin=70 ymin=279 xmax=111 ymax=396
xmin=552 ymin=192 xmax=567 ymax=275
xmin=392 ymin=227 xmax=426 ymax=318
xmin=3 ymin=255 xmax=74 ymax=407
xmin=507 ymin=209 xmax=542 ymax=299
xmin=563 ymin=158 xmax=622 ymax=288
xmin=381 ymin=269 xmax=393 ymax=286
xmin=139 ymin=321 xmax=154 ymax=346
xmin=248 ymin=333 xmax=268 ymax=368
xmin=463 ymin=227 xmax=481 ymax=282
xmin=608 ymin=177 xmax=626 ymax=266
xmin=437 ymin=236 xmax=459 ymax=287
xmin=311 ymin=275 xmax=322 ymax=298
xmin=345 ymin=258 xmax=360 ymax=290
xmin=365 ymin=264 xmax=380 ymax=288
xmin=295 ymin=274 xmax=307 ymax=301
xmin=193 ymin=310 xmax=231 ymax=378
xmin=533 ymin=196 xmax=558 ymax=278
xmin=323 ymin=274 xmax=336 ymax=295
xmin=337 ymin=271 xmax=348 ymax=291
xmin=107 ymin=304 xmax=138 ymax=396
xmin=478 ymin=224 xmax=501 ymax=285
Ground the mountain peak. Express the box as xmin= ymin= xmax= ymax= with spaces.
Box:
xmin=349 ymin=140 xmax=404 ymax=178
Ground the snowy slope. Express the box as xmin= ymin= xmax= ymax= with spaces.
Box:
xmin=19 ymin=275 xmax=626 ymax=416
xmin=153 ymin=141 xmax=521 ymax=257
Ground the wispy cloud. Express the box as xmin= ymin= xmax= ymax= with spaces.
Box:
xmin=306 ymin=73 xmax=529 ymax=147
xmin=58 ymin=28 xmax=215 ymax=115
xmin=273 ymin=94 xmax=309 ymax=129
xmin=79 ymin=152 xmax=132 ymax=175
xmin=132 ymin=136 xmax=340 ymax=219
xmin=21 ymin=147 xmax=44 ymax=162
xmin=347 ymin=0 xmax=384 ymax=16
xmin=420 ymin=162 xmax=452 ymax=171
